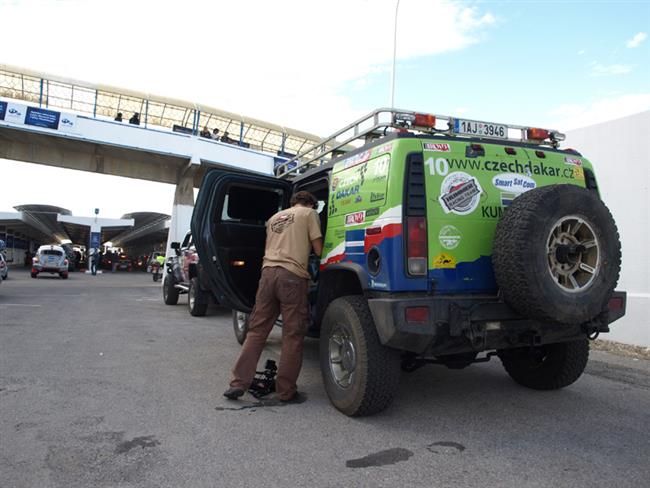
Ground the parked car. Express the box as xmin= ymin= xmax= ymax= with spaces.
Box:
xmin=115 ymin=252 xmax=132 ymax=271
xmin=163 ymin=231 xmax=216 ymax=316
xmin=32 ymin=244 xmax=69 ymax=279
xmin=0 ymin=252 xmax=7 ymax=281
xmin=191 ymin=108 xmax=626 ymax=416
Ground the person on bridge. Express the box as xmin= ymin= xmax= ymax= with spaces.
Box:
xmin=223 ymin=191 xmax=322 ymax=403
xmin=129 ymin=112 xmax=140 ymax=125
xmin=115 ymin=112 xmax=123 ymax=122
xmin=211 ymin=128 xmax=220 ymax=140
xmin=200 ymin=126 xmax=211 ymax=138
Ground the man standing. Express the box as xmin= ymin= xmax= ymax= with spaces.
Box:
xmin=224 ymin=191 xmax=322 ymax=402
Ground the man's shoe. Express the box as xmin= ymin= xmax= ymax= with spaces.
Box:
xmin=223 ymin=387 xmax=245 ymax=400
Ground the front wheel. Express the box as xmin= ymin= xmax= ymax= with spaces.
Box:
xmin=152 ymin=272 xmax=160 ymax=282
xmin=320 ymin=296 xmax=400 ymax=416
xmin=188 ymin=277 xmax=208 ymax=316
xmin=232 ymin=310 xmax=249 ymax=345
xmin=498 ymin=339 xmax=589 ymax=390
xmin=163 ymin=274 xmax=179 ymax=305
xmin=31 ymin=271 xmax=38 ymax=278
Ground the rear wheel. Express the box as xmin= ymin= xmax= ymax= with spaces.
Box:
xmin=498 ymin=339 xmax=589 ymax=390
xmin=320 ymin=296 xmax=400 ymax=416
xmin=232 ymin=310 xmax=249 ymax=345
xmin=163 ymin=274 xmax=179 ymax=305
xmin=188 ymin=277 xmax=208 ymax=316
xmin=31 ymin=271 xmax=38 ymax=278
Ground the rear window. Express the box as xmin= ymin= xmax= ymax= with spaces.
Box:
xmin=42 ymin=250 xmax=63 ymax=256
xmin=222 ymin=185 xmax=283 ymax=222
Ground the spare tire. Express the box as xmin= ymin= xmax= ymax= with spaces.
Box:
xmin=492 ymin=184 xmax=620 ymax=324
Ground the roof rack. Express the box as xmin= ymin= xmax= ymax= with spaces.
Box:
xmin=276 ymin=108 xmax=565 ymax=179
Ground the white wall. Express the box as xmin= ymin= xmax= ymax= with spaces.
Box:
xmin=566 ymin=111 xmax=650 ymax=347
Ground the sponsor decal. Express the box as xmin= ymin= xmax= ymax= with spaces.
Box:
xmin=433 ymin=252 xmax=457 ymax=269
xmin=500 ymin=192 xmax=517 ymax=207
xmin=354 ymin=195 xmax=363 ymax=203
xmin=365 ymin=207 xmax=380 ymax=217
xmin=331 ymin=177 xmax=340 ymax=190
xmin=334 ymin=229 xmax=346 ymax=239
xmin=446 ymin=158 xmax=581 ymax=180
xmin=492 ymin=173 xmax=536 ymax=193
xmin=439 ymin=171 xmax=483 ymax=215
xmin=345 ymin=211 xmax=366 ymax=226
xmin=481 ymin=206 xmax=505 ymax=219
xmin=370 ymin=192 xmax=385 ymax=203
xmin=564 ymin=157 xmax=582 ymax=166
xmin=341 ymin=150 xmax=372 ymax=170
xmin=423 ymin=142 xmax=451 ymax=152
xmin=438 ymin=225 xmax=462 ymax=250
xmin=572 ymin=166 xmax=585 ymax=180
xmin=335 ymin=185 xmax=360 ymax=200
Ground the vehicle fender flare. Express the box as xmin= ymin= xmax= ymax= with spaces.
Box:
xmin=313 ymin=262 xmax=368 ymax=329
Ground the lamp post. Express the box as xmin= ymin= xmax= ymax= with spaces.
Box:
xmin=390 ymin=0 xmax=401 ymax=108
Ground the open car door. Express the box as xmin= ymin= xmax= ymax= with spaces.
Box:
xmin=192 ymin=169 xmax=292 ymax=312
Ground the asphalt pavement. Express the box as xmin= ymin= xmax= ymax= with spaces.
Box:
xmin=1 ymin=268 xmax=649 ymax=488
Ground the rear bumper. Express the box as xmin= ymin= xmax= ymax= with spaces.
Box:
xmin=368 ymin=291 xmax=627 ymax=355
xmin=33 ymin=265 xmax=66 ymax=273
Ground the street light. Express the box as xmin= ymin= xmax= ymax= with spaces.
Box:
xmin=390 ymin=0 xmax=401 ymax=108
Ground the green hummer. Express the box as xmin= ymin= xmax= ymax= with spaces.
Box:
xmin=192 ymin=109 xmax=625 ymax=416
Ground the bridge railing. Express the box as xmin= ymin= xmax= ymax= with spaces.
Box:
xmin=0 ymin=64 xmax=322 ymax=157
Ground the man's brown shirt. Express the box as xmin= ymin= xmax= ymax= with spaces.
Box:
xmin=262 ymin=206 xmax=322 ymax=279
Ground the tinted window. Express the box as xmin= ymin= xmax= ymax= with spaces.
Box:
xmin=224 ymin=185 xmax=283 ymax=222
xmin=42 ymin=250 xmax=63 ymax=256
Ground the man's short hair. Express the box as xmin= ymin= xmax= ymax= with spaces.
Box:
xmin=290 ymin=191 xmax=317 ymax=207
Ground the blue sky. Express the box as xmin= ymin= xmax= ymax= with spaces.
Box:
xmin=349 ymin=1 xmax=650 ymax=129
xmin=0 ymin=0 xmax=648 ymax=217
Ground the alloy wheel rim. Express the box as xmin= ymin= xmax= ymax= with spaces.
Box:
xmin=546 ymin=215 xmax=600 ymax=293
xmin=328 ymin=325 xmax=357 ymax=388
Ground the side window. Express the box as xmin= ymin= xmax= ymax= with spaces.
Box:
xmin=219 ymin=184 xmax=284 ymax=224
xmin=181 ymin=233 xmax=192 ymax=248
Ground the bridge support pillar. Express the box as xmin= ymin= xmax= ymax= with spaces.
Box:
xmin=166 ymin=170 xmax=195 ymax=258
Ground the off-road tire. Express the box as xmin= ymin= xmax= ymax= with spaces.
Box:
xmin=498 ymin=339 xmax=589 ymax=390
xmin=188 ymin=277 xmax=208 ymax=316
xmin=232 ymin=310 xmax=249 ymax=345
xmin=163 ymin=274 xmax=179 ymax=305
xmin=320 ymin=296 xmax=400 ymax=416
xmin=493 ymin=184 xmax=620 ymax=324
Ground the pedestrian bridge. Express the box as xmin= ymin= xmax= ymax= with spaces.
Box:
xmin=0 ymin=64 xmax=327 ymax=249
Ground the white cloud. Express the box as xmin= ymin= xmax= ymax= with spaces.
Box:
xmin=548 ymin=93 xmax=650 ymax=130
xmin=577 ymin=50 xmax=585 ymax=56
xmin=0 ymin=0 xmax=497 ymax=136
xmin=590 ymin=64 xmax=632 ymax=77
xmin=626 ymin=32 xmax=647 ymax=48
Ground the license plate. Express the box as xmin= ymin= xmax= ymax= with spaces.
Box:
xmin=453 ymin=118 xmax=507 ymax=139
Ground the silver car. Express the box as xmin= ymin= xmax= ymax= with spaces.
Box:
xmin=32 ymin=245 xmax=69 ymax=279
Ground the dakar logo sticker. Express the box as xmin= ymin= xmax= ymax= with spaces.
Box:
xmin=438 ymin=171 xmax=483 ymax=215
xmin=438 ymin=225 xmax=462 ymax=250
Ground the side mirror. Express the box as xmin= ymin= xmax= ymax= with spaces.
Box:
xmin=170 ymin=242 xmax=180 ymax=250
